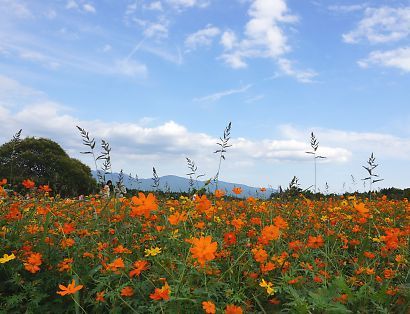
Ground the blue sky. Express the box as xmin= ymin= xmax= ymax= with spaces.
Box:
xmin=0 ymin=0 xmax=409 ymax=192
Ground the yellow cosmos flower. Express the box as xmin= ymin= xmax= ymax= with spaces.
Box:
xmin=259 ymin=279 xmax=275 ymax=295
xmin=170 ymin=229 xmax=180 ymax=239
xmin=0 ymin=253 xmax=16 ymax=264
xmin=144 ymin=247 xmax=162 ymax=257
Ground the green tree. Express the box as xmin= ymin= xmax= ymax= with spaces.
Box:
xmin=0 ymin=137 xmax=97 ymax=197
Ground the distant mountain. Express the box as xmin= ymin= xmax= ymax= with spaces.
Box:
xmin=92 ymin=171 xmax=276 ymax=197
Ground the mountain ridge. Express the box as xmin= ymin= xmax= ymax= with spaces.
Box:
xmin=92 ymin=171 xmax=276 ymax=197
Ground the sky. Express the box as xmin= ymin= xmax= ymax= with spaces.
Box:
xmin=0 ymin=0 xmax=409 ymax=193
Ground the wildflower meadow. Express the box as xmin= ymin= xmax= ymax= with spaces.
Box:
xmin=1 ymin=179 xmax=409 ymax=313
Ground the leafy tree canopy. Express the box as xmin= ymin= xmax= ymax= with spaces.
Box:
xmin=0 ymin=137 xmax=97 ymax=197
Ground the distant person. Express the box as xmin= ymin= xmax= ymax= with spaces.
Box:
xmin=103 ymin=180 xmax=113 ymax=198
xmin=114 ymin=181 xmax=127 ymax=198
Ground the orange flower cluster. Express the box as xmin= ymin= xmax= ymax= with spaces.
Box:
xmin=149 ymin=282 xmax=170 ymax=301
xmin=24 ymin=252 xmax=42 ymax=273
xmin=1 ymin=178 xmax=408 ymax=312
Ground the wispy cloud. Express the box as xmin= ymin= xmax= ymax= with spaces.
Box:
xmin=83 ymin=3 xmax=96 ymax=13
xmin=193 ymin=84 xmax=252 ymax=102
xmin=133 ymin=17 xmax=170 ymax=40
xmin=343 ymin=6 xmax=410 ymax=44
xmin=277 ymin=58 xmax=318 ymax=83
xmin=66 ymin=1 xmax=96 ymax=14
xmin=144 ymin=1 xmax=163 ymax=11
xmin=358 ymin=47 xmax=410 ymax=72
xmin=245 ymin=94 xmax=264 ymax=103
xmin=185 ymin=24 xmax=220 ymax=51
xmin=0 ymin=0 xmax=32 ymax=18
xmin=328 ymin=4 xmax=367 ymax=13
xmin=166 ymin=0 xmax=210 ymax=10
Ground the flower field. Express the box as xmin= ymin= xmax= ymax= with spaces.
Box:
xmin=1 ymin=181 xmax=409 ymax=313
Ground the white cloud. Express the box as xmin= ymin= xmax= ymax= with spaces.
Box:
xmin=83 ymin=3 xmax=96 ymax=13
xmin=343 ymin=6 xmax=410 ymax=44
xmin=125 ymin=1 xmax=138 ymax=16
xmin=3 ymin=76 xmax=410 ymax=189
xmin=0 ymin=76 xmax=46 ymax=108
xmin=220 ymin=30 xmax=237 ymax=50
xmin=278 ymin=124 xmax=410 ymax=160
xmin=144 ymin=22 xmax=169 ymax=39
xmin=185 ymin=25 xmax=220 ymax=50
xmin=133 ymin=17 xmax=170 ymax=40
xmin=18 ymin=50 xmax=61 ymax=69
xmin=0 ymin=0 xmax=32 ymax=18
xmin=66 ymin=0 xmax=79 ymax=10
xmin=328 ymin=4 xmax=367 ymax=13
xmin=144 ymin=1 xmax=163 ymax=11
xmin=66 ymin=0 xmax=96 ymax=14
xmin=193 ymin=84 xmax=252 ymax=102
xmin=277 ymin=58 xmax=317 ymax=83
xmin=113 ymin=59 xmax=148 ymax=77
xmin=219 ymin=0 xmax=315 ymax=82
xmin=166 ymin=0 xmax=210 ymax=10
xmin=358 ymin=47 xmax=410 ymax=72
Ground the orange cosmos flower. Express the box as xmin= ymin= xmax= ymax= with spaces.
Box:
xmin=231 ymin=218 xmax=245 ymax=231
xmin=202 ymin=301 xmax=216 ymax=314
xmin=61 ymin=223 xmax=76 ymax=235
xmin=130 ymin=192 xmax=158 ymax=218
xmin=22 ymin=179 xmax=35 ymax=189
xmin=334 ymin=294 xmax=348 ymax=304
xmin=252 ymin=248 xmax=268 ymax=264
xmin=273 ymin=216 xmax=288 ymax=230
xmin=196 ymin=194 xmax=212 ymax=213
xmin=288 ymin=240 xmax=303 ymax=252
xmin=223 ymin=232 xmax=237 ymax=246
xmin=0 ymin=178 xmax=7 ymax=186
xmin=95 ymin=291 xmax=105 ymax=302
xmin=190 ymin=236 xmax=218 ymax=267
xmin=24 ymin=252 xmax=42 ymax=273
xmin=364 ymin=251 xmax=376 ymax=259
xmin=107 ymin=257 xmax=125 ymax=272
xmin=113 ymin=245 xmax=132 ymax=254
xmin=168 ymin=211 xmax=188 ymax=225
xmin=129 ymin=260 xmax=149 ymax=277
xmin=57 ymin=279 xmax=83 ymax=296
xmin=354 ymin=202 xmax=369 ymax=216
xmin=214 ymin=189 xmax=226 ymax=198
xmin=225 ymin=304 xmax=243 ymax=314
xmin=195 ymin=221 xmax=206 ymax=229
xmin=58 ymin=258 xmax=73 ymax=272
xmin=120 ymin=286 xmax=134 ymax=297
xmin=39 ymin=185 xmax=52 ymax=192
xmin=383 ymin=269 xmax=395 ymax=279
xmin=232 ymin=187 xmax=242 ymax=195
xmin=149 ymin=283 xmax=170 ymax=301
xmin=260 ymin=225 xmax=280 ymax=243
xmin=60 ymin=238 xmax=75 ymax=249
xmin=307 ymin=235 xmax=324 ymax=248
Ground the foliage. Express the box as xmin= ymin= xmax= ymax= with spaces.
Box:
xmin=0 ymin=137 xmax=96 ymax=197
